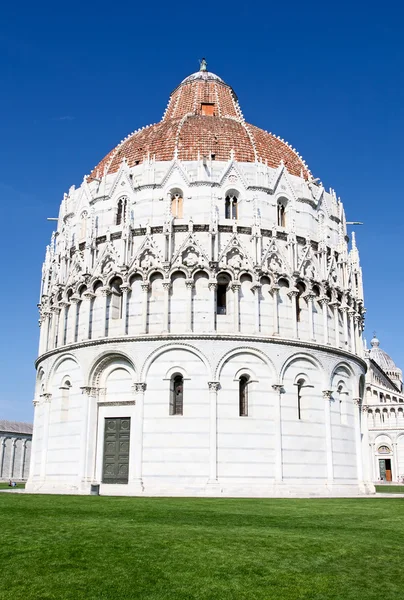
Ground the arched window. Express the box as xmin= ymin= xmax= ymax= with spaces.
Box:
xmin=116 ymin=197 xmax=128 ymax=226
xmin=110 ymin=277 xmax=123 ymax=320
xmin=239 ymin=375 xmax=249 ymax=417
xmin=225 ymin=194 xmax=238 ymax=219
xmin=170 ymin=374 xmax=184 ymax=416
xmin=277 ymin=201 xmax=286 ymax=227
xmin=216 ymin=274 xmax=230 ymax=315
xmin=297 ymin=378 xmax=305 ymax=420
xmin=171 ymin=191 xmax=183 ymax=218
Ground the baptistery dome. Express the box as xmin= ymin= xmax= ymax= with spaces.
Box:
xmin=88 ymin=64 xmax=310 ymax=180
xmin=27 ymin=61 xmax=373 ymax=497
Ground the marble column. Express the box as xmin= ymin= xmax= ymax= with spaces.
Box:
xmin=133 ymin=383 xmax=147 ymax=488
xmin=141 ymin=283 xmax=149 ymax=334
xmin=330 ymin=300 xmax=340 ymax=348
xmin=40 ymin=394 xmax=52 ymax=481
xmin=349 ymin=309 xmax=356 ymax=353
xmin=162 ymin=281 xmax=171 ymax=333
xmin=208 ymin=382 xmax=220 ymax=484
xmin=120 ymin=283 xmax=131 ymax=335
xmin=208 ymin=281 xmax=217 ymax=332
xmin=360 ymin=405 xmax=371 ymax=484
xmin=69 ymin=295 xmax=81 ymax=343
xmin=323 ymin=390 xmax=334 ymax=485
xmin=252 ymin=283 xmax=261 ymax=334
xmin=319 ymin=297 xmax=329 ymax=345
xmin=9 ymin=439 xmax=16 ymax=479
xmin=272 ymin=384 xmax=283 ymax=483
xmin=353 ymin=398 xmax=364 ymax=484
xmin=58 ymin=301 xmax=69 ymax=346
xmin=50 ymin=306 xmax=60 ymax=350
xmin=393 ymin=442 xmax=399 ymax=482
xmin=341 ymin=305 xmax=349 ymax=347
xmin=270 ymin=284 xmax=280 ymax=336
xmin=288 ymin=288 xmax=299 ymax=338
xmin=100 ymin=288 xmax=111 ymax=338
xmin=304 ymin=291 xmax=315 ymax=341
xmin=185 ymin=279 xmax=194 ymax=332
xmin=81 ymin=291 xmax=95 ymax=340
xmin=232 ymin=283 xmax=240 ymax=333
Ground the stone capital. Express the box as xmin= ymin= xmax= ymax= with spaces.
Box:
xmin=322 ymin=389 xmax=333 ymax=400
xmin=100 ymin=287 xmax=111 ymax=297
xmin=80 ymin=386 xmax=99 ymax=397
xmin=353 ymin=397 xmax=362 ymax=406
xmin=208 ymin=381 xmax=220 ymax=392
xmin=287 ymin=287 xmax=299 ymax=298
xmin=208 ymin=281 xmax=217 ymax=291
xmin=141 ymin=283 xmax=150 ymax=293
xmin=83 ymin=291 xmax=95 ymax=300
xmin=231 ymin=283 xmax=241 ymax=292
xmin=185 ymin=279 xmax=194 ymax=289
xmin=272 ymin=384 xmax=284 ymax=393
xmin=318 ymin=295 xmax=330 ymax=306
xmin=41 ymin=393 xmax=52 ymax=403
xmin=120 ymin=284 xmax=132 ymax=293
xmin=133 ymin=382 xmax=147 ymax=394
xmin=270 ymin=284 xmax=280 ymax=294
xmin=69 ymin=294 xmax=81 ymax=304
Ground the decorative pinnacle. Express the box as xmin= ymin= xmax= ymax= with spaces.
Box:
xmin=199 ymin=58 xmax=207 ymax=72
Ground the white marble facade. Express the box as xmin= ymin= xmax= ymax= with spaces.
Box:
xmin=364 ymin=336 xmax=404 ymax=483
xmin=0 ymin=421 xmax=32 ymax=482
xmin=27 ymin=65 xmax=374 ymax=496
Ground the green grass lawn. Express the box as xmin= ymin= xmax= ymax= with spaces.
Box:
xmin=0 ymin=495 xmax=403 ymax=600
xmin=0 ymin=482 xmax=25 ymax=490
xmin=375 ymin=485 xmax=404 ymax=493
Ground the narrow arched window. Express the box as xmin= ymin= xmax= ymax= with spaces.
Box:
xmin=277 ymin=202 xmax=286 ymax=227
xmin=297 ymin=378 xmax=305 ymax=420
xmin=116 ymin=197 xmax=128 ymax=226
xmin=170 ymin=374 xmax=184 ymax=415
xmin=171 ymin=192 xmax=183 ymax=218
xmin=225 ymin=195 xmax=238 ymax=219
xmin=216 ymin=274 xmax=230 ymax=314
xmin=239 ymin=375 xmax=249 ymax=417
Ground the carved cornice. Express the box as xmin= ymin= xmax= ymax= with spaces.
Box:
xmin=98 ymin=401 xmax=136 ymax=407
xmin=36 ymin=332 xmax=367 ymax=371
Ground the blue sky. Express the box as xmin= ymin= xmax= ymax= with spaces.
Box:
xmin=1 ymin=0 xmax=403 ymax=421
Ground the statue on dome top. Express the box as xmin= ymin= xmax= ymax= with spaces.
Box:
xmin=199 ymin=58 xmax=207 ymax=72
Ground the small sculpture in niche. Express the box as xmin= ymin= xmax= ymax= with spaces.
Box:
xmin=139 ymin=250 xmax=155 ymax=270
xmin=182 ymin=246 xmax=200 ymax=268
xmin=227 ymin=248 xmax=243 ymax=271
xmin=268 ymin=253 xmax=282 ymax=272
xmin=101 ymin=256 xmax=114 ymax=275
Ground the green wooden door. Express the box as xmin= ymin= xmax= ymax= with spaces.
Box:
xmin=102 ymin=418 xmax=130 ymax=484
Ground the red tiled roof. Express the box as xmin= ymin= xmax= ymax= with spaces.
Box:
xmin=88 ymin=71 xmax=311 ymax=181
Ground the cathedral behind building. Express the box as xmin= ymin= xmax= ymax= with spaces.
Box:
xmin=25 ymin=61 xmax=402 ymax=496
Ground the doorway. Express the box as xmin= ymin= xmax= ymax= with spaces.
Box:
xmin=102 ymin=417 xmax=131 ymax=484
xmin=379 ymin=458 xmax=392 ymax=482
